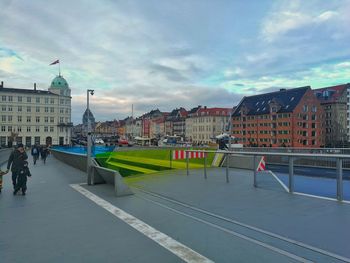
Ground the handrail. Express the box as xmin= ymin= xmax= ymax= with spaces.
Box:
xmin=184 ymin=149 xmax=346 ymax=202
xmin=186 ymin=149 xmax=350 ymax=159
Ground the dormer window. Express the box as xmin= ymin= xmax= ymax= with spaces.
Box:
xmin=290 ymin=97 xmax=294 ymax=101
xmin=256 ymin=102 xmax=259 ymax=106
xmin=271 ymin=107 xmax=277 ymax=112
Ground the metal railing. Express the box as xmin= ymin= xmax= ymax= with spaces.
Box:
xmin=184 ymin=149 xmax=350 ymax=202
xmin=230 ymin=147 xmax=350 ymax=169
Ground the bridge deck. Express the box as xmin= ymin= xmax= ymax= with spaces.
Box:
xmin=1 ymin=154 xmax=349 ymax=263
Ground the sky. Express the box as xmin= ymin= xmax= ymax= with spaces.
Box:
xmin=0 ymin=0 xmax=350 ymax=124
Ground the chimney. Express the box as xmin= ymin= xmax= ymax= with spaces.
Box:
xmin=34 ymin=83 xmax=37 ymax=91
xmin=0 ymin=81 xmax=3 ymax=88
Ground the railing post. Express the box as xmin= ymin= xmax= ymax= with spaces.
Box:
xmin=289 ymin=156 xmax=294 ymax=193
xmin=253 ymin=155 xmax=257 ymax=187
xmin=226 ymin=153 xmax=229 ymax=183
xmin=186 ymin=150 xmax=189 ymax=176
xmin=170 ymin=150 xmax=172 ymax=169
xmin=336 ymin=158 xmax=343 ymax=201
xmin=204 ymin=153 xmax=207 ymax=179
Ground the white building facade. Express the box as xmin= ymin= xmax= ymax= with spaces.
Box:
xmin=0 ymin=76 xmax=72 ymax=147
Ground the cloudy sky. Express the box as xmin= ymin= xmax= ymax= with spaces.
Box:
xmin=1 ymin=0 xmax=350 ymax=124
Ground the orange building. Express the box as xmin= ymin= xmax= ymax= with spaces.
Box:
xmin=232 ymin=86 xmax=325 ymax=147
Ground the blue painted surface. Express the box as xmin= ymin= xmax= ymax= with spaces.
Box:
xmin=276 ymin=174 xmax=350 ymax=201
xmin=53 ymin=145 xmax=114 ymax=156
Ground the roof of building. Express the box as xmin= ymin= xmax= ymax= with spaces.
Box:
xmin=313 ymin=83 xmax=349 ymax=104
xmin=232 ymin=86 xmax=310 ymax=117
xmin=188 ymin=105 xmax=201 ymax=115
xmin=195 ymin=107 xmax=232 ymax=117
xmin=0 ymin=86 xmax=57 ymax=95
xmin=50 ymin=75 xmax=69 ymax=89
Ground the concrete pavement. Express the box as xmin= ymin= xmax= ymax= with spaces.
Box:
xmin=1 ymin=153 xmax=350 ymax=262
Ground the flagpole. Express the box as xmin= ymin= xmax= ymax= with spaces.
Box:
xmin=59 ymin=60 xmax=61 ymax=76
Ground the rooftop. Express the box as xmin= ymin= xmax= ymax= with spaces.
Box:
xmin=233 ymin=86 xmax=310 ymax=117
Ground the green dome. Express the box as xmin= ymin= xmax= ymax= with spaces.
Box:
xmin=50 ymin=75 xmax=69 ymax=89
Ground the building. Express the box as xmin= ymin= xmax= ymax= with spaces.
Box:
xmin=187 ymin=106 xmax=231 ymax=144
xmin=125 ymin=117 xmax=142 ymax=139
xmin=232 ymin=86 xmax=325 ymax=147
xmin=0 ymin=76 xmax=72 ymax=147
xmin=165 ymin=107 xmax=187 ymax=138
xmin=314 ymin=84 xmax=348 ymax=147
xmin=185 ymin=105 xmax=202 ymax=141
xmin=345 ymin=84 xmax=350 ymax=143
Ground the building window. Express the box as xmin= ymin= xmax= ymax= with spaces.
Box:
xmin=50 ymin=107 xmax=54 ymax=113
xmin=1 ymin=115 xmax=6 ymax=122
xmin=50 ymin=126 xmax=54 ymax=132
xmin=18 ymin=106 xmax=22 ymax=112
xmin=36 ymin=126 xmax=40 ymax=132
xmin=44 ymin=117 xmax=48 ymax=123
xmin=44 ymin=126 xmax=48 ymax=132
xmin=45 ymin=98 xmax=49 ymax=104
xmin=312 ymin=106 xmax=317 ymax=112
xmin=27 ymin=126 xmax=31 ymax=132
xmin=18 ymin=96 xmax=22 ymax=102
xmin=36 ymin=116 xmax=40 ymax=123
xmin=8 ymin=116 xmax=12 ymax=122
xmin=60 ymin=99 xmax=64 ymax=104
xmin=45 ymin=107 xmax=49 ymax=113
xmin=17 ymin=126 xmax=21 ymax=132
xmin=36 ymin=106 xmax=40 ymax=113
xmin=303 ymin=105 xmax=308 ymax=112
xmin=26 ymin=116 xmax=31 ymax=123
xmin=8 ymin=126 xmax=12 ymax=132
xmin=60 ymin=117 xmax=64 ymax=123
xmin=8 ymin=96 xmax=13 ymax=102
xmin=1 ymin=126 xmax=5 ymax=132
xmin=50 ymin=98 xmax=54 ymax=104
xmin=60 ymin=127 xmax=64 ymax=132
xmin=27 ymin=97 xmax=31 ymax=103
xmin=27 ymin=106 xmax=31 ymax=112
xmin=60 ymin=108 xmax=64 ymax=114
xmin=50 ymin=117 xmax=54 ymax=123
xmin=18 ymin=116 xmax=22 ymax=122
xmin=2 ymin=105 xmax=6 ymax=111
xmin=36 ymin=97 xmax=40 ymax=103
xmin=2 ymin=96 xmax=6 ymax=101
xmin=8 ymin=105 xmax=12 ymax=111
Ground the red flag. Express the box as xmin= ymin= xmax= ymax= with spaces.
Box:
xmin=49 ymin=59 xmax=59 ymax=65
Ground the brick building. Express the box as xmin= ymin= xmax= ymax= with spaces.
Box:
xmin=313 ymin=84 xmax=348 ymax=147
xmin=232 ymin=86 xmax=325 ymax=147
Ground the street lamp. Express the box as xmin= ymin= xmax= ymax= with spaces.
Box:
xmin=87 ymin=89 xmax=94 ymax=185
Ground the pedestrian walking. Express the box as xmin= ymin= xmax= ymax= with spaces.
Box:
xmin=31 ymin=144 xmax=40 ymax=165
xmin=6 ymin=143 xmax=28 ymax=189
xmin=13 ymin=161 xmax=31 ymax=195
xmin=41 ymin=146 xmax=49 ymax=164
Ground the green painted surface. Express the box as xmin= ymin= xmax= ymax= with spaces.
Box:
xmin=96 ymin=149 xmax=215 ymax=177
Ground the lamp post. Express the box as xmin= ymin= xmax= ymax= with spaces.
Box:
xmin=87 ymin=89 xmax=94 ymax=185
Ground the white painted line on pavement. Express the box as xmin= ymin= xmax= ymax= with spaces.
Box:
xmin=69 ymin=184 xmax=213 ymax=263
xmin=268 ymin=171 xmax=350 ymax=205
xmin=268 ymin=171 xmax=289 ymax=192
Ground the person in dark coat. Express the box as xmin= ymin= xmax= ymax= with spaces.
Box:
xmin=6 ymin=143 xmax=28 ymax=189
xmin=40 ymin=146 xmax=49 ymax=164
xmin=218 ymin=139 xmax=228 ymax=150
xmin=13 ymin=161 xmax=31 ymax=195
xmin=31 ymin=144 xmax=40 ymax=165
